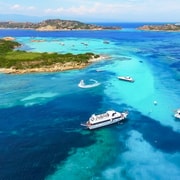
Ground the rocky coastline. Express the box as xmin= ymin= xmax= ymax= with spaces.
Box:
xmin=0 ymin=19 xmax=121 ymax=31
xmin=0 ymin=55 xmax=107 ymax=74
xmin=137 ymin=24 xmax=180 ymax=32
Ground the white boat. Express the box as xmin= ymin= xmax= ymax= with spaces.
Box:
xmin=78 ymin=79 xmax=100 ymax=88
xmin=78 ymin=80 xmax=85 ymax=87
xmin=118 ymin=76 xmax=134 ymax=82
xmin=103 ymin=40 xmax=110 ymax=44
xmin=95 ymin=69 xmax=104 ymax=72
xmin=174 ymin=109 xmax=180 ymax=119
xmin=81 ymin=110 xmax=128 ymax=130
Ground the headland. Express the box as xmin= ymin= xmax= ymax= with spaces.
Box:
xmin=137 ymin=24 xmax=180 ymax=32
xmin=0 ymin=19 xmax=121 ymax=31
xmin=0 ymin=38 xmax=107 ymax=74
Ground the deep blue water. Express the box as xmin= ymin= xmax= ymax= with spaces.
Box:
xmin=0 ymin=23 xmax=180 ymax=180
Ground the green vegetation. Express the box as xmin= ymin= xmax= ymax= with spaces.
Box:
xmin=0 ymin=39 xmax=20 ymax=52
xmin=0 ymin=39 xmax=99 ymax=70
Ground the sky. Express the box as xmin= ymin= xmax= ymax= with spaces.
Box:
xmin=0 ymin=0 xmax=179 ymax=22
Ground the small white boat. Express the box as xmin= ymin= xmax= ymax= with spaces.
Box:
xmin=78 ymin=79 xmax=100 ymax=88
xmin=95 ymin=69 xmax=104 ymax=72
xmin=81 ymin=110 xmax=128 ymax=130
xmin=103 ymin=40 xmax=109 ymax=44
xmin=118 ymin=76 xmax=134 ymax=82
xmin=174 ymin=109 xmax=180 ymax=119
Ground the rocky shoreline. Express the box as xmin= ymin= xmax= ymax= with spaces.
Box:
xmin=0 ymin=55 xmax=108 ymax=74
xmin=0 ymin=19 xmax=121 ymax=31
xmin=137 ymin=24 xmax=180 ymax=32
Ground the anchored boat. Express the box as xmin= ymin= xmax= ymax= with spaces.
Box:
xmin=174 ymin=109 xmax=180 ymax=119
xmin=118 ymin=76 xmax=134 ymax=82
xmin=81 ymin=110 xmax=128 ymax=130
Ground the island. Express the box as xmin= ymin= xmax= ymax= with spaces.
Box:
xmin=0 ymin=38 xmax=105 ymax=74
xmin=0 ymin=19 xmax=121 ymax=31
xmin=137 ymin=24 xmax=180 ymax=32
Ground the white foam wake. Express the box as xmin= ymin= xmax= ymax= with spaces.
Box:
xmin=78 ymin=79 xmax=100 ymax=88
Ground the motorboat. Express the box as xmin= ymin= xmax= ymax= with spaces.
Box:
xmin=174 ymin=109 xmax=180 ymax=119
xmin=95 ymin=69 xmax=104 ymax=72
xmin=78 ymin=80 xmax=85 ymax=87
xmin=103 ymin=40 xmax=110 ymax=44
xmin=78 ymin=79 xmax=100 ymax=88
xmin=118 ymin=76 xmax=134 ymax=82
xmin=81 ymin=110 xmax=128 ymax=130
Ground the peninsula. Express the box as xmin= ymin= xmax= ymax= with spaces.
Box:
xmin=0 ymin=39 xmax=105 ymax=74
xmin=137 ymin=24 xmax=180 ymax=32
xmin=0 ymin=19 xmax=121 ymax=31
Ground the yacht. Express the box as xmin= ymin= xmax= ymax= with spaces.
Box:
xmin=81 ymin=110 xmax=128 ymax=130
xmin=118 ymin=76 xmax=134 ymax=82
xmin=174 ymin=109 xmax=180 ymax=119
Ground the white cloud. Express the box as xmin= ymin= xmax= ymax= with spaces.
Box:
xmin=10 ymin=4 xmax=22 ymax=10
xmin=27 ymin=6 xmax=36 ymax=10
xmin=10 ymin=4 xmax=36 ymax=12
xmin=2 ymin=0 xmax=180 ymax=22
xmin=44 ymin=0 xmax=180 ymax=15
xmin=44 ymin=2 xmax=132 ymax=15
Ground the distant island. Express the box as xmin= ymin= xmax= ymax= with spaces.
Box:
xmin=0 ymin=19 xmax=121 ymax=31
xmin=0 ymin=38 xmax=106 ymax=74
xmin=137 ymin=24 xmax=180 ymax=32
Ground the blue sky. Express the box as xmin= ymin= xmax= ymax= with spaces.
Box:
xmin=0 ymin=0 xmax=179 ymax=22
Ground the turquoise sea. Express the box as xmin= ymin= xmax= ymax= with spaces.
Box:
xmin=0 ymin=23 xmax=180 ymax=180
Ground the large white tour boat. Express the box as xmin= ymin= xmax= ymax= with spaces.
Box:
xmin=118 ymin=76 xmax=134 ymax=82
xmin=81 ymin=110 xmax=128 ymax=130
xmin=174 ymin=109 xmax=180 ymax=119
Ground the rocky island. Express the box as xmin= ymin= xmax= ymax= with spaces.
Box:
xmin=0 ymin=38 xmax=105 ymax=74
xmin=137 ymin=23 xmax=180 ymax=32
xmin=0 ymin=19 xmax=121 ymax=31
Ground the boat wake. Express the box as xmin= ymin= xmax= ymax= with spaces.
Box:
xmin=78 ymin=79 xmax=100 ymax=88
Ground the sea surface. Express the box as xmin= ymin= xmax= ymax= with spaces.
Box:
xmin=0 ymin=23 xmax=180 ymax=180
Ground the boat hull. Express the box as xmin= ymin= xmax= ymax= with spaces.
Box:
xmin=81 ymin=111 xmax=128 ymax=130
xmin=174 ymin=109 xmax=180 ymax=119
xmin=174 ymin=114 xmax=180 ymax=119
xmin=82 ymin=112 xmax=128 ymax=130
xmin=118 ymin=76 xmax=134 ymax=82
xmin=88 ymin=117 xmax=124 ymax=129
